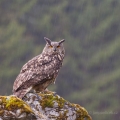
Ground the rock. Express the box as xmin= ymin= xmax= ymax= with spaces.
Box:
xmin=24 ymin=91 xmax=92 ymax=120
xmin=0 ymin=92 xmax=92 ymax=120
xmin=0 ymin=95 xmax=43 ymax=120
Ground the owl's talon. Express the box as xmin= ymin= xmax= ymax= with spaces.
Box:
xmin=41 ymin=89 xmax=56 ymax=95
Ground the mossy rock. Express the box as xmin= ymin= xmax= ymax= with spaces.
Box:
xmin=0 ymin=92 xmax=92 ymax=120
xmin=0 ymin=95 xmax=37 ymax=120
xmin=24 ymin=91 xmax=92 ymax=120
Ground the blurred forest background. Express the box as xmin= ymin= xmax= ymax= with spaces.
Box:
xmin=0 ymin=0 xmax=120 ymax=120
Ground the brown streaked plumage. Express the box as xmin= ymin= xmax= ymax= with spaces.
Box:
xmin=13 ymin=37 xmax=65 ymax=99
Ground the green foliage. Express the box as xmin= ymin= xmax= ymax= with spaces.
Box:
xmin=0 ymin=0 xmax=120 ymax=120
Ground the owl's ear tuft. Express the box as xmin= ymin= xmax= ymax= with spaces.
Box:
xmin=44 ymin=37 xmax=52 ymax=45
xmin=59 ymin=39 xmax=65 ymax=45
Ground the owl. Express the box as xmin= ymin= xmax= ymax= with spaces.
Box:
xmin=13 ymin=37 xmax=65 ymax=99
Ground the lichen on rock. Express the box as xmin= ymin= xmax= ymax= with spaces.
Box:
xmin=0 ymin=92 xmax=92 ymax=120
xmin=0 ymin=95 xmax=37 ymax=120
xmin=23 ymin=91 xmax=92 ymax=120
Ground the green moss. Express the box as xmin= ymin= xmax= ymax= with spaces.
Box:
xmin=40 ymin=94 xmax=55 ymax=108
xmin=0 ymin=96 xmax=33 ymax=114
xmin=6 ymin=96 xmax=24 ymax=110
xmin=39 ymin=92 xmax=92 ymax=120
xmin=39 ymin=92 xmax=66 ymax=109
xmin=73 ymin=104 xmax=92 ymax=120
xmin=55 ymin=95 xmax=66 ymax=108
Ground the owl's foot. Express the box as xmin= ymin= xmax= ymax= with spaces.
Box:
xmin=42 ymin=88 xmax=56 ymax=95
xmin=23 ymin=90 xmax=41 ymax=101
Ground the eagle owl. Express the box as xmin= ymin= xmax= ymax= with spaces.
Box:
xmin=13 ymin=37 xmax=65 ymax=99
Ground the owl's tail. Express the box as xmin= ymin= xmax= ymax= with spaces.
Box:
xmin=13 ymin=87 xmax=32 ymax=99
xmin=13 ymin=89 xmax=26 ymax=99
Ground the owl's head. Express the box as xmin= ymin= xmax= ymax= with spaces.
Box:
xmin=43 ymin=37 xmax=65 ymax=55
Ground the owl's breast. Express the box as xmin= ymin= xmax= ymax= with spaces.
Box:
xmin=32 ymin=54 xmax=63 ymax=86
xmin=43 ymin=55 xmax=62 ymax=77
xmin=44 ymin=56 xmax=62 ymax=73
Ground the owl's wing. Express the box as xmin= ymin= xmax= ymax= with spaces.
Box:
xmin=13 ymin=54 xmax=52 ymax=92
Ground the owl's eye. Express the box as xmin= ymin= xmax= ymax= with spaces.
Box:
xmin=57 ymin=45 xmax=60 ymax=48
xmin=49 ymin=45 xmax=53 ymax=48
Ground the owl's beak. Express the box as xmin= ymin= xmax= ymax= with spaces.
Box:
xmin=53 ymin=48 xmax=56 ymax=52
